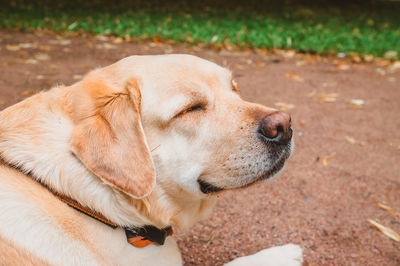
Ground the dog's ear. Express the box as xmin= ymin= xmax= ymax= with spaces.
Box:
xmin=70 ymin=76 xmax=155 ymax=199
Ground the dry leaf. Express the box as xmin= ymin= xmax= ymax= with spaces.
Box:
xmin=20 ymin=90 xmax=36 ymax=97
xmin=352 ymin=56 xmax=361 ymax=63
xmin=232 ymin=63 xmax=244 ymax=70
xmin=299 ymin=120 xmax=306 ymax=126
xmin=284 ymin=73 xmax=304 ymax=82
xmin=307 ymin=89 xmax=317 ymax=97
xmin=19 ymin=43 xmax=35 ymax=49
xmin=336 ymin=63 xmax=350 ymax=70
xmin=0 ymin=99 xmax=5 ymax=104
xmin=34 ymin=53 xmax=51 ymax=61
xmin=377 ymin=203 xmax=400 ymax=217
xmin=345 ymin=136 xmax=356 ymax=144
xmin=96 ymin=35 xmax=109 ymax=41
xmin=376 ymin=68 xmax=386 ymax=76
xmin=317 ymin=93 xmax=338 ymax=103
xmin=388 ymin=61 xmax=400 ymax=73
xmin=95 ymin=43 xmax=116 ymax=49
xmin=364 ymin=54 xmax=374 ymax=62
xmin=348 ymin=99 xmax=364 ymax=108
xmin=113 ymin=37 xmax=123 ymax=44
xmin=322 ymin=82 xmax=338 ymax=88
xmin=23 ymin=59 xmax=39 ymax=64
xmin=295 ymin=60 xmax=307 ymax=66
xmin=367 ymin=219 xmax=400 ymax=242
xmin=275 ymin=102 xmax=295 ymax=111
xmin=73 ymin=74 xmax=83 ymax=80
xmin=322 ymin=153 xmax=336 ymax=166
xmin=6 ymin=44 xmax=20 ymax=51
xmin=255 ymin=61 xmax=266 ymax=67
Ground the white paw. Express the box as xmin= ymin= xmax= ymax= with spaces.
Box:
xmin=225 ymin=244 xmax=303 ymax=266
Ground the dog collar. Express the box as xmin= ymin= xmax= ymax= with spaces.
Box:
xmin=0 ymin=159 xmax=173 ymax=248
xmin=56 ymin=192 xmax=173 ymax=248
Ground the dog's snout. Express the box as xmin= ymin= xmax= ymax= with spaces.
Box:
xmin=258 ymin=111 xmax=292 ymax=144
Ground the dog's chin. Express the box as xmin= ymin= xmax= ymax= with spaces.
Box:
xmin=198 ymin=150 xmax=290 ymax=194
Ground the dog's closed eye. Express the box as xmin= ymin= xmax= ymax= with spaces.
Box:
xmin=175 ymin=103 xmax=205 ymax=117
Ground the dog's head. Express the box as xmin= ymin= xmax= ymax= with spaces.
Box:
xmin=70 ymin=54 xmax=293 ymax=201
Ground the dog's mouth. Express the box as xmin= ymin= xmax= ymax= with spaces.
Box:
xmin=198 ymin=179 xmax=224 ymax=194
xmin=198 ymin=148 xmax=291 ymax=194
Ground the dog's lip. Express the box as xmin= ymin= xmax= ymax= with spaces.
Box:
xmin=199 ymin=148 xmax=291 ymax=194
xmin=198 ymin=179 xmax=224 ymax=194
xmin=257 ymin=155 xmax=287 ymax=181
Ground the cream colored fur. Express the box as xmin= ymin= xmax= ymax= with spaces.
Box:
xmin=0 ymin=54 xmax=301 ymax=265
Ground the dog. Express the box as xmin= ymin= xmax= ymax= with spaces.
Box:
xmin=0 ymin=54 xmax=302 ymax=265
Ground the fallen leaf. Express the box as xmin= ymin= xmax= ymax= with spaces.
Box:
xmin=376 ymin=68 xmax=386 ymax=75
xmin=59 ymin=39 xmax=71 ymax=45
xmin=367 ymin=219 xmax=400 ymax=242
xmin=19 ymin=43 xmax=36 ymax=49
xmin=232 ymin=63 xmax=244 ymax=70
xmin=388 ymin=61 xmax=400 ymax=73
xmin=284 ymin=73 xmax=304 ymax=82
xmin=336 ymin=63 xmax=350 ymax=70
xmin=322 ymin=153 xmax=336 ymax=166
xmin=255 ymin=61 xmax=266 ymax=67
xmin=38 ymin=45 xmax=54 ymax=51
xmin=152 ymin=37 xmax=161 ymax=44
xmin=0 ymin=99 xmax=4 ymax=104
xmin=299 ymin=120 xmax=306 ymax=126
xmin=364 ymin=54 xmax=374 ymax=62
xmin=387 ymin=77 xmax=396 ymax=82
xmin=210 ymin=35 xmax=218 ymax=43
xmin=73 ymin=74 xmax=83 ymax=80
xmin=307 ymin=89 xmax=317 ymax=97
xmin=275 ymin=102 xmax=295 ymax=111
xmin=296 ymin=60 xmax=307 ymax=66
xmin=384 ymin=51 xmax=398 ymax=60
xmin=317 ymin=93 xmax=338 ymax=103
xmin=36 ymin=75 xmax=44 ymax=80
xmin=345 ymin=136 xmax=356 ymax=144
xmin=6 ymin=44 xmax=20 ymax=51
xmin=377 ymin=203 xmax=400 ymax=217
xmin=23 ymin=59 xmax=39 ymax=64
xmin=352 ymin=56 xmax=361 ymax=63
xmin=113 ymin=37 xmax=123 ymax=44
xmin=34 ymin=53 xmax=51 ymax=61
xmin=95 ymin=43 xmax=116 ymax=49
xmin=96 ymin=35 xmax=109 ymax=41
xmin=20 ymin=90 xmax=36 ymax=97
xmin=348 ymin=99 xmax=364 ymax=108
xmin=322 ymin=82 xmax=338 ymax=88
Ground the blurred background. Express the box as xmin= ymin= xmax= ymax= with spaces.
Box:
xmin=1 ymin=0 xmax=399 ymax=59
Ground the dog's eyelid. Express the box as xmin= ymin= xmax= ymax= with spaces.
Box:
xmin=174 ymin=102 xmax=206 ymax=118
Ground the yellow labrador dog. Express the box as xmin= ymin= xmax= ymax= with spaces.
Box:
xmin=0 ymin=54 xmax=302 ymax=265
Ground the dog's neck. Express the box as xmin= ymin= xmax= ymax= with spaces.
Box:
xmin=0 ymin=86 xmax=216 ymax=230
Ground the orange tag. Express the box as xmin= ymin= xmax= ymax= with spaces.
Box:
xmin=127 ymin=236 xmax=155 ymax=248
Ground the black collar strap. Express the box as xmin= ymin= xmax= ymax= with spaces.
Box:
xmin=125 ymin=225 xmax=173 ymax=247
xmin=0 ymin=159 xmax=173 ymax=248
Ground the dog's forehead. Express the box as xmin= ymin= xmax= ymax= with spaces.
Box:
xmin=119 ymin=54 xmax=231 ymax=85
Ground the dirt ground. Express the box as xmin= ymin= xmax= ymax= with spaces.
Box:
xmin=0 ymin=29 xmax=399 ymax=265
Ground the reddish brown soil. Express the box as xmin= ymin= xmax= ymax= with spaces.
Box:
xmin=0 ymin=29 xmax=399 ymax=265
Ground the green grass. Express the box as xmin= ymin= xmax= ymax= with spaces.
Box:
xmin=0 ymin=0 xmax=399 ymax=59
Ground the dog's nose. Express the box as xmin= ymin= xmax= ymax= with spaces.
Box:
xmin=258 ymin=111 xmax=292 ymax=144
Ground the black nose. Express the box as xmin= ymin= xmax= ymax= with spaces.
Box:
xmin=258 ymin=111 xmax=292 ymax=145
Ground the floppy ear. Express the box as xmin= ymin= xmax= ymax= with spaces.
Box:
xmin=70 ymin=76 xmax=155 ymax=199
